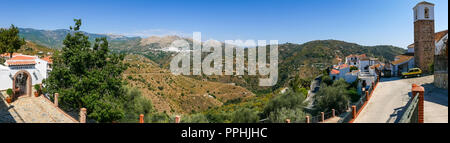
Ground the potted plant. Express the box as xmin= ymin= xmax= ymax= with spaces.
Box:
xmin=34 ymin=84 xmax=41 ymax=97
xmin=6 ymin=88 xmax=13 ymax=103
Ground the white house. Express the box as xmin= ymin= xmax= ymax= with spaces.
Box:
xmin=0 ymin=54 xmax=52 ymax=97
xmin=345 ymin=54 xmax=366 ymax=66
xmin=359 ymin=57 xmax=379 ymax=72
xmin=330 ymin=64 xmax=358 ymax=83
xmin=391 ymin=55 xmax=415 ymax=76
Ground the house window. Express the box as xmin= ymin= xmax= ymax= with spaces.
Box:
xmin=424 ymin=7 xmax=430 ymax=19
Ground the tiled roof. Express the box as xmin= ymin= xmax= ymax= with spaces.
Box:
xmin=407 ymin=30 xmax=448 ymax=48
xmin=392 ymin=55 xmax=414 ymax=65
xmin=358 ymin=54 xmax=367 ymax=58
xmin=6 ymin=55 xmax=37 ymax=66
xmin=339 ymin=64 xmax=349 ymax=69
xmin=435 ymin=30 xmax=448 ymax=43
xmin=331 ymin=69 xmax=340 ymax=75
xmin=346 ymin=54 xmax=366 ymax=58
xmin=41 ymin=56 xmax=53 ymax=64
xmin=370 ymin=64 xmax=382 ymax=69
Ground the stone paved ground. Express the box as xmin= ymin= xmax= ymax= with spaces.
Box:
xmin=322 ymin=117 xmax=341 ymax=123
xmin=0 ymin=92 xmax=78 ymax=123
xmin=354 ymin=75 xmax=448 ymax=123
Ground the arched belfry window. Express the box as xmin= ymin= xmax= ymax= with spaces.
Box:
xmin=424 ymin=7 xmax=430 ymax=18
xmin=415 ymin=9 xmax=418 ymax=19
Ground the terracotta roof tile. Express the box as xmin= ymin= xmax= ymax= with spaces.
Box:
xmin=331 ymin=69 xmax=340 ymax=75
xmin=435 ymin=30 xmax=448 ymax=43
xmin=339 ymin=64 xmax=349 ymax=69
xmin=6 ymin=55 xmax=37 ymax=66
xmin=392 ymin=55 xmax=414 ymax=65
xmin=41 ymin=56 xmax=53 ymax=64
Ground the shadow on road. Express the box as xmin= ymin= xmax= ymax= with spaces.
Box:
xmin=380 ymin=77 xmax=402 ymax=82
xmin=422 ymin=83 xmax=448 ymax=107
xmin=0 ymin=94 xmax=18 ymax=123
xmin=387 ymin=106 xmax=406 ymax=123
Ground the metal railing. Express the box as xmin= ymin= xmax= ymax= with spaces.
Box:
xmin=399 ymin=93 xmax=420 ymax=123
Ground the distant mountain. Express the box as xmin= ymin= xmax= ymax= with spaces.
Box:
xmin=18 ymin=28 xmax=193 ymax=54
xmin=18 ymin=28 xmax=141 ymax=49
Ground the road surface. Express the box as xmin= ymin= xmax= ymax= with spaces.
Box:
xmin=354 ymin=75 xmax=448 ymax=123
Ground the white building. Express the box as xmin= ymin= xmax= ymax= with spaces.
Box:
xmin=0 ymin=54 xmax=52 ymax=97
xmin=345 ymin=54 xmax=366 ymax=66
xmin=359 ymin=57 xmax=378 ymax=72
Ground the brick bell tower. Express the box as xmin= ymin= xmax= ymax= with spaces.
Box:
xmin=413 ymin=1 xmax=435 ymax=73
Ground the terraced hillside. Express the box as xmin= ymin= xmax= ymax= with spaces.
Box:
xmin=123 ymin=54 xmax=255 ymax=114
xmin=16 ymin=41 xmax=56 ymax=57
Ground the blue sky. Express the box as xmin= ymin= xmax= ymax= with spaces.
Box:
xmin=0 ymin=0 xmax=448 ymax=48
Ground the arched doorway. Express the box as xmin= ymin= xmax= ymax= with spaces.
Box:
xmin=12 ymin=70 xmax=32 ymax=99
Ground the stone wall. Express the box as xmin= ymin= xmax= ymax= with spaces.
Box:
xmin=434 ymin=71 xmax=448 ymax=89
xmin=414 ymin=20 xmax=435 ymax=73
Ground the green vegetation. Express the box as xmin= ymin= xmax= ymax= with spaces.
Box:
xmin=322 ymin=75 xmax=333 ymax=86
xmin=315 ymin=79 xmax=351 ymax=113
xmin=290 ymin=74 xmax=311 ymax=97
xmin=6 ymin=88 xmax=13 ymax=96
xmin=0 ymin=25 xmax=25 ymax=57
xmin=44 ymin=19 xmax=129 ymax=122
xmin=350 ymin=66 xmax=358 ymax=72
xmin=34 ymin=84 xmax=40 ymax=91
xmin=268 ymin=107 xmax=306 ymax=123
xmin=119 ymin=87 xmax=154 ymax=123
xmin=262 ymin=91 xmax=306 ymax=118
xmin=181 ymin=113 xmax=209 ymax=123
xmin=0 ymin=58 xmax=5 ymax=65
xmin=231 ymin=108 xmax=260 ymax=123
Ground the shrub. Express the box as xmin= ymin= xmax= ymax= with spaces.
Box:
xmin=231 ymin=108 xmax=260 ymax=123
xmin=322 ymin=75 xmax=333 ymax=86
xmin=6 ymin=88 xmax=13 ymax=96
xmin=182 ymin=113 xmax=209 ymax=123
xmin=119 ymin=87 xmax=154 ymax=123
xmin=315 ymin=83 xmax=350 ymax=112
xmin=268 ymin=107 xmax=306 ymax=123
xmin=263 ymin=91 xmax=306 ymax=117
xmin=34 ymin=84 xmax=41 ymax=91
xmin=348 ymin=88 xmax=360 ymax=103
xmin=147 ymin=112 xmax=171 ymax=123
xmin=350 ymin=66 xmax=358 ymax=72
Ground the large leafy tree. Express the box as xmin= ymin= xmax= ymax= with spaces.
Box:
xmin=44 ymin=19 xmax=128 ymax=122
xmin=0 ymin=25 xmax=25 ymax=57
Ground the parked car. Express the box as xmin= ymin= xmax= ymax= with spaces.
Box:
xmin=402 ymin=68 xmax=422 ymax=78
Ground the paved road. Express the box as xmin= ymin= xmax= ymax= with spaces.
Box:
xmin=0 ymin=94 xmax=78 ymax=123
xmin=304 ymin=75 xmax=321 ymax=109
xmin=354 ymin=75 xmax=448 ymax=123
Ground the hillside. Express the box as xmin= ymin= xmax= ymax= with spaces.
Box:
xmin=275 ymin=40 xmax=406 ymax=89
xmin=16 ymin=41 xmax=56 ymax=57
xmin=18 ymin=28 xmax=406 ymax=93
xmin=123 ymin=54 xmax=255 ymax=114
